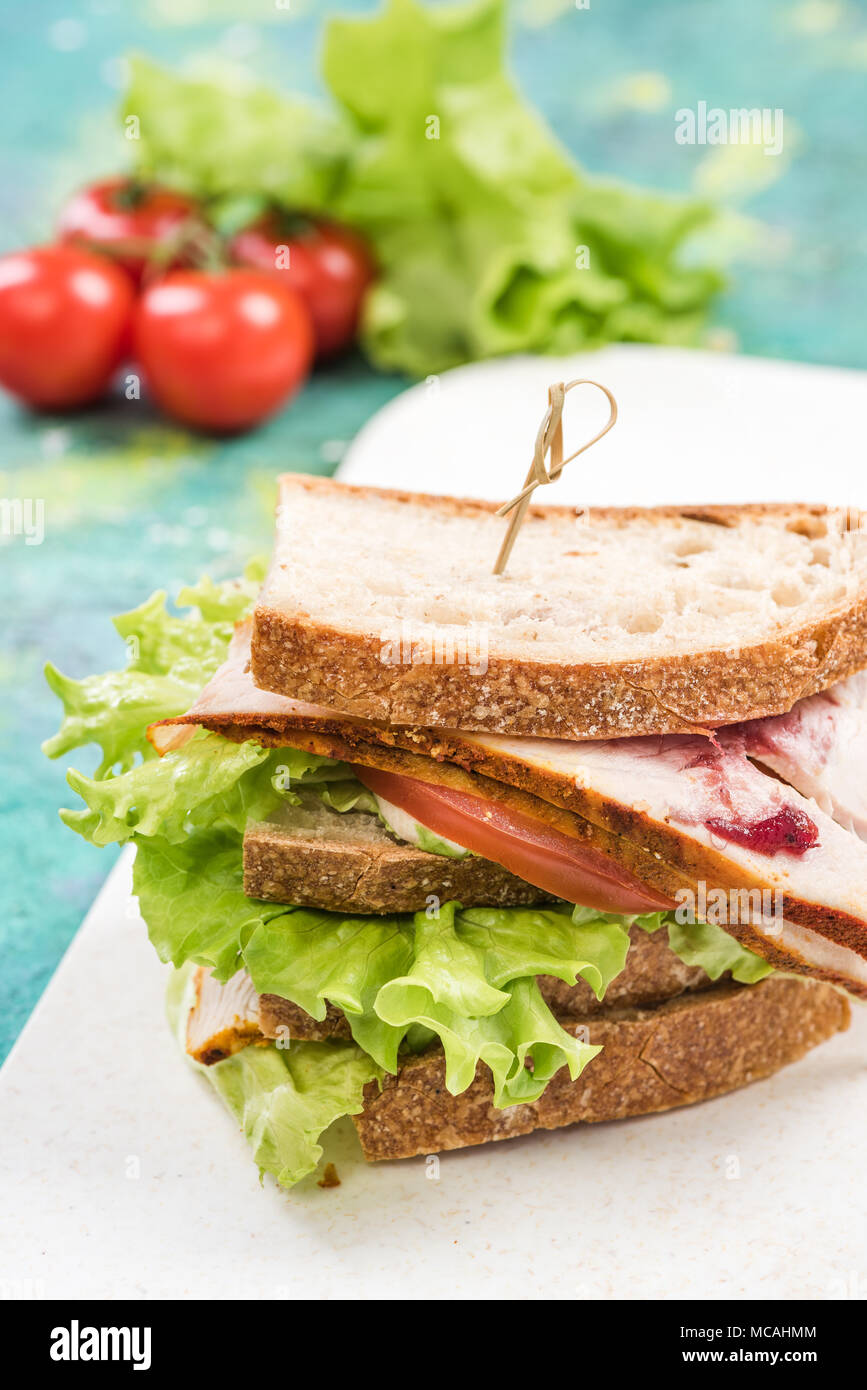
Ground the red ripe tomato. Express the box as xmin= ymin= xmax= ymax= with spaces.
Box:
xmin=229 ymin=214 xmax=375 ymax=359
xmin=58 ymin=177 xmax=202 ymax=285
xmin=352 ymin=765 xmax=675 ymax=915
xmin=133 ymin=269 xmax=314 ymax=433
xmin=0 ymin=246 xmax=134 ymax=409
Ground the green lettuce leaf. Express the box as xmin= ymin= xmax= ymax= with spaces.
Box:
xmin=139 ymin=829 xmax=619 ymax=1105
xmin=60 ymin=735 xmax=341 ymax=848
xmin=123 ymin=57 xmax=349 ymax=214
xmin=375 ymin=972 xmax=599 ymax=1104
xmin=665 ymin=918 xmax=774 ymax=985
xmin=315 ymin=780 xmax=378 ymax=814
xmin=44 ymin=562 xmax=349 ymax=848
xmin=62 ymin=733 xmax=270 ymax=847
xmin=321 ymin=0 xmax=722 ymax=374
xmin=42 ymin=662 xmax=194 ymax=780
xmin=122 ymin=0 xmax=722 ymax=379
xmin=42 ymin=565 xmax=263 ymax=777
xmin=602 ymin=909 xmax=773 ymax=985
xmin=135 ymin=830 xmax=284 ymax=980
xmin=167 ymin=963 xmax=380 ymax=1188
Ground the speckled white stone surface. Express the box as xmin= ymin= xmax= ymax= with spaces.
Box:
xmin=1 ymin=850 xmax=865 ymax=1301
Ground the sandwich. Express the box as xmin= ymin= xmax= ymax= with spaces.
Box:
xmin=45 ymin=475 xmax=867 ymax=1188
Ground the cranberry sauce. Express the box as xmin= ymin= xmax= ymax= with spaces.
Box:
xmin=705 ymin=806 xmax=820 ymax=856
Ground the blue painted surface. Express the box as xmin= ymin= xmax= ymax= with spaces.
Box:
xmin=2 ymin=0 xmax=866 ymax=1061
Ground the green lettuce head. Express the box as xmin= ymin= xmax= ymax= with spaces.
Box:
xmin=122 ymin=0 xmax=723 ymax=378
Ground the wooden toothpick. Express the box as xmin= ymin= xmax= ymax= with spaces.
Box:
xmin=493 ymin=378 xmax=618 ymax=576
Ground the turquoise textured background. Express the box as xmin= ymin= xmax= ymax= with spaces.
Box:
xmin=2 ymin=0 xmax=866 ymax=1061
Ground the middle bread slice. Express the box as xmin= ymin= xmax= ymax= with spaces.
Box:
xmin=244 ymin=791 xmax=550 ymax=914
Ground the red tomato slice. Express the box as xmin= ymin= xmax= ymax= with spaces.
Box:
xmin=352 ymin=765 xmax=674 ymax=915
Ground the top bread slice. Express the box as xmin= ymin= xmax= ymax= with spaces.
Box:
xmin=251 ymin=476 xmax=867 ymax=739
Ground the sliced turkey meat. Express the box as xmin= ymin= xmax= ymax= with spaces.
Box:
xmin=726 ymin=671 xmax=867 ymax=841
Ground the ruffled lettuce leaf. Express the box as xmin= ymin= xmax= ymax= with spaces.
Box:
xmin=665 ymin=918 xmax=774 ymax=985
xmin=135 ymin=830 xmax=283 ymax=981
xmin=62 ymin=734 xmax=269 ymax=848
xmin=321 ymin=0 xmax=722 ymax=374
xmin=122 ymin=0 xmax=722 ymax=379
xmin=315 ymin=780 xmax=378 ymax=814
xmin=375 ymin=972 xmax=598 ymax=1105
xmin=142 ymin=837 xmax=616 ymax=1106
xmin=42 ymin=662 xmax=194 ymax=781
xmin=167 ymin=962 xmax=379 ymax=1188
xmin=60 ymin=734 xmax=341 ymax=849
xmin=44 ymin=563 xmax=351 ymax=846
xmin=42 ymin=564 xmax=264 ymax=777
xmin=245 ymin=899 xmax=621 ymax=1087
xmin=635 ymin=911 xmax=772 ymax=984
xmin=124 ymin=57 xmax=349 ymax=214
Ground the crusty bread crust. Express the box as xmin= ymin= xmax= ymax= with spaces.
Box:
xmin=243 ymin=814 xmax=551 ymax=913
xmin=256 ymin=923 xmax=715 ymax=1045
xmin=353 ymin=976 xmax=850 ymax=1161
xmin=252 ymin=477 xmax=867 ymax=739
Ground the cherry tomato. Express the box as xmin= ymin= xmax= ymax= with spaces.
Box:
xmin=229 ymin=214 xmax=375 ymax=359
xmin=0 ymin=246 xmax=134 ymax=410
xmin=133 ymin=269 xmax=314 ymax=433
xmin=58 ymin=177 xmax=202 ymax=285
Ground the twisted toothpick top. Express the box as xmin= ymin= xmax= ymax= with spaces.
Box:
xmin=493 ymin=378 xmax=618 ymax=576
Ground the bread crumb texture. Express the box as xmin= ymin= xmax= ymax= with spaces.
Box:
xmin=264 ymin=481 xmax=867 ymax=663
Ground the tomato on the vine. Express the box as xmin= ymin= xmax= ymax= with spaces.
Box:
xmin=229 ymin=214 xmax=375 ymax=359
xmin=0 ymin=246 xmax=134 ymax=410
xmin=58 ymin=177 xmax=203 ymax=285
xmin=133 ymin=269 xmax=314 ymax=432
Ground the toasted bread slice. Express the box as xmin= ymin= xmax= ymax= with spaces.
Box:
xmin=353 ymin=976 xmax=850 ymax=1161
xmin=182 ymin=968 xmax=850 ymax=1160
xmin=244 ymin=792 xmax=550 ymax=913
xmin=251 ymin=476 xmax=867 ymax=739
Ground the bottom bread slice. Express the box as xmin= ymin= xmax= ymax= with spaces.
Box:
xmin=352 ymin=976 xmax=850 ymax=1161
